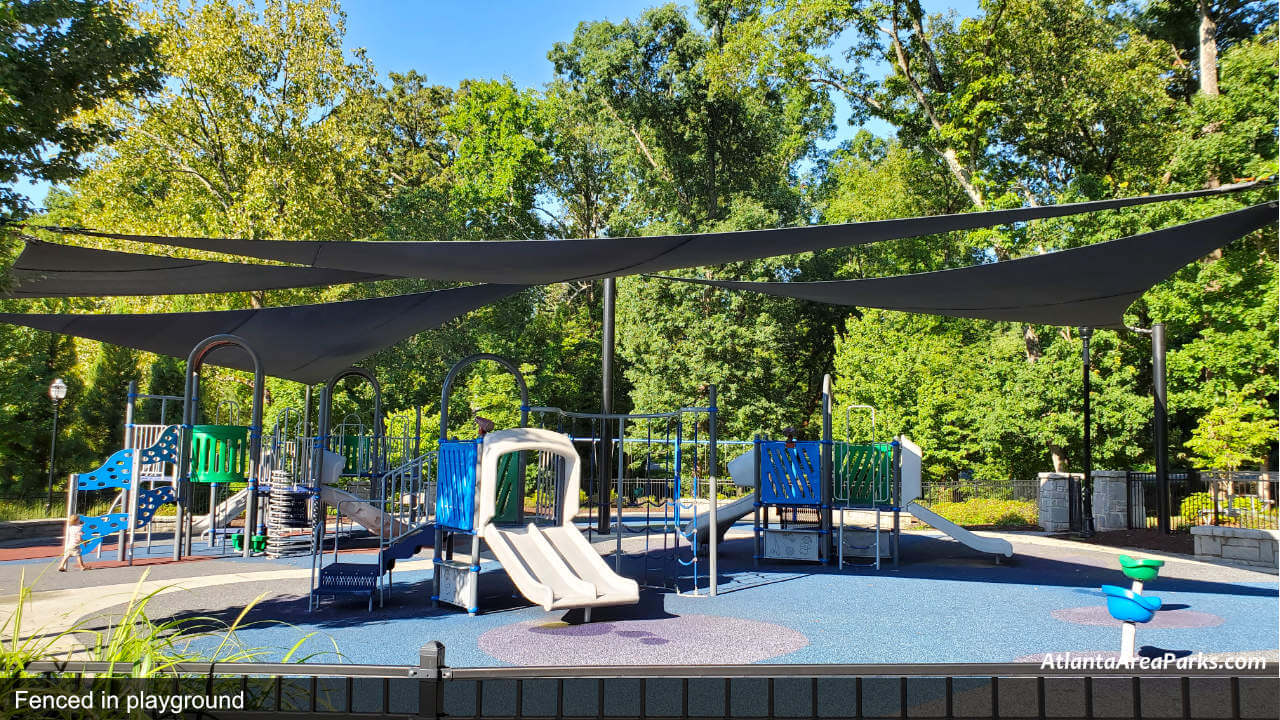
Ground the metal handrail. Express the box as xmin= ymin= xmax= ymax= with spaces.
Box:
xmin=20 ymin=658 xmax=1271 ymax=679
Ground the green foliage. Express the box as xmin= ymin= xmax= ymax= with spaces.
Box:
xmin=1179 ymin=491 xmax=1216 ymax=527
xmin=0 ymin=0 xmax=162 ymax=217
xmin=0 ymin=0 xmax=1274 ymax=502
xmin=1 ymin=569 xmax=339 ymax=676
xmin=917 ymin=499 xmax=1038 ymax=528
xmin=1184 ymin=393 xmax=1278 ymax=472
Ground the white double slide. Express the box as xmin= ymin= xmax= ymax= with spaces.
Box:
xmin=478 ymin=429 xmax=639 ymax=612
xmin=905 ymin=501 xmax=1013 ymax=558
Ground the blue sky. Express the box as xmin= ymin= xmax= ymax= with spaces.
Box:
xmin=16 ymin=0 xmax=977 ymax=209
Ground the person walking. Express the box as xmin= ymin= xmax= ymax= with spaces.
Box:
xmin=57 ymin=514 xmax=88 ymax=571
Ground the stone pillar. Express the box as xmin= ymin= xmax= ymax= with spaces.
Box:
xmin=1038 ymin=472 xmax=1075 ymax=532
xmin=1091 ymin=470 xmax=1129 ymax=532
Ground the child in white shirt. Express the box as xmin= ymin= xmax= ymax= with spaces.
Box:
xmin=57 ymin=514 xmax=88 ymax=571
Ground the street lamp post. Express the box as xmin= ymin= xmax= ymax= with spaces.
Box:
xmin=45 ymin=378 xmax=68 ymax=513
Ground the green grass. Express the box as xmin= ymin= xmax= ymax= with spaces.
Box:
xmin=1 ymin=567 xmax=340 ymax=678
xmin=919 ymin=498 xmax=1038 ymax=528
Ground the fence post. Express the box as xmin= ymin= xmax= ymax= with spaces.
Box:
xmin=1125 ymin=472 xmax=1133 ymax=530
xmin=417 ymin=641 xmax=444 ymax=719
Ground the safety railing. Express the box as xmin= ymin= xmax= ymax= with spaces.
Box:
xmin=18 ymin=645 xmax=1275 ymax=720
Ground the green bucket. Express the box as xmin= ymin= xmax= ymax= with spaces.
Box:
xmin=232 ymin=533 xmax=267 ymax=553
xmin=1118 ymin=554 xmax=1164 ymax=583
xmin=190 ymin=425 xmax=250 ymax=484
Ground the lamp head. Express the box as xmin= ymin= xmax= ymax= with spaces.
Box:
xmin=49 ymin=378 xmax=67 ymax=402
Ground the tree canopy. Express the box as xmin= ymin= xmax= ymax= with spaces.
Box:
xmin=0 ymin=0 xmax=1275 ymax=492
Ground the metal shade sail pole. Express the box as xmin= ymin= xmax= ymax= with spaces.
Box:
xmin=1079 ymin=326 xmax=1095 ymax=538
xmin=1152 ymin=323 xmax=1170 ymax=534
xmin=599 ymin=277 xmax=615 ymax=535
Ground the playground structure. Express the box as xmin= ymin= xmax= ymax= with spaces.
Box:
xmin=308 ymin=367 xmax=436 ymax=611
xmin=713 ymin=375 xmax=1012 ymax=569
xmin=431 ymin=354 xmax=714 ymax=614
xmin=61 ymin=336 xmax=1014 ymax=621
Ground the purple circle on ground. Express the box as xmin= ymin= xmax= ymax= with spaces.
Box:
xmin=479 ymin=615 xmax=809 ymax=666
xmin=1051 ymin=606 xmax=1224 ymax=629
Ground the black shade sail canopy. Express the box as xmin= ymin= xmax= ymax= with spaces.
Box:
xmin=4 ymin=240 xmax=393 ymax=298
xmin=29 ymin=180 xmax=1269 ymax=285
xmin=0 ymin=283 xmax=527 ymax=384
xmin=653 ymin=203 xmax=1277 ymax=328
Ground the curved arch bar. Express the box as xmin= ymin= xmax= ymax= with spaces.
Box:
xmin=439 ymin=353 xmax=529 ymax=442
xmin=176 ymin=333 xmax=266 ymax=560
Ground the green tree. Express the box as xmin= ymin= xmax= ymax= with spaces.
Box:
xmin=76 ymin=343 xmax=140 ymax=457
xmin=0 ymin=0 xmax=161 ymax=218
xmin=1184 ymin=393 xmax=1277 ymax=474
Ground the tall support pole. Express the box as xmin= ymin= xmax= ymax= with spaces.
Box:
xmin=1152 ymin=323 xmax=1170 ymax=534
xmin=891 ymin=440 xmax=901 ymax=569
xmin=820 ymin=374 xmax=833 ymax=564
xmin=598 ymin=277 xmax=616 ymax=535
xmin=707 ymin=384 xmax=718 ymax=597
xmin=1080 ymin=327 xmax=1096 ymax=537
xmin=301 ymin=385 xmax=312 ymax=485
xmin=44 ymin=401 xmax=61 ymax=513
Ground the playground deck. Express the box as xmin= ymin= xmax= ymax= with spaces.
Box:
xmin=1 ymin=527 xmax=1275 ymax=668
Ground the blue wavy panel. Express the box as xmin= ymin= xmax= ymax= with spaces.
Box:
xmin=75 ymin=449 xmax=135 ymax=491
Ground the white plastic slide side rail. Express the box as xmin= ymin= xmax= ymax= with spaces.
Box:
xmin=906 ymin=501 xmax=1013 ymax=558
xmin=685 ymin=492 xmax=757 ymax=544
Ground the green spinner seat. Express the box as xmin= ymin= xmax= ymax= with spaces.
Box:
xmin=190 ymin=424 xmax=250 ymax=483
xmin=1118 ymin=555 xmax=1164 ymax=584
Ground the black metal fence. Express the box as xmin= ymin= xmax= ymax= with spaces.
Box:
xmin=1127 ymin=471 xmax=1278 ymax=532
xmin=920 ymin=478 xmax=1039 ymax=504
xmin=15 ymin=646 xmax=1277 ymax=720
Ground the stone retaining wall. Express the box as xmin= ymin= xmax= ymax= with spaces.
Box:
xmin=1190 ymin=525 xmax=1280 ymax=570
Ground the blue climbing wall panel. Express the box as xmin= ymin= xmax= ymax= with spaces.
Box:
xmin=436 ymin=440 xmax=479 ymax=532
xmin=79 ymin=513 xmax=129 ymax=554
xmin=759 ymin=440 xmax=822 ymax=506
xmin=75 ymin=449 xmax=135 ymax=491
xmin=139 ymin=426 xmax=181 ymax=467
xmin=134 ymin=486 xmax=177 ymax=527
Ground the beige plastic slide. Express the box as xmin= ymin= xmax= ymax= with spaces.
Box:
xmin=317 ymin=450 xmax=406 ymax=538
xmin=478 ymin=428 xmax=639 ymax=612
xmin=906 ymin=500 xmax=1013 ymax=558
xmin=191 ymin=487 xmax=249 ymax=533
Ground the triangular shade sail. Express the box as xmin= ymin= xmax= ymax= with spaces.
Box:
xmin=5 ymin=240 xmax=392 ymax=297
xmin=653 ymin=203 xmax=1277 ymax=328
xmin=0 ymin=284 xmax=527 ymax=384
xmin=31 ymin=180 xmax=1268 ymax=285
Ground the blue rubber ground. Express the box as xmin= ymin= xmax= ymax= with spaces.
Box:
xmin=124 ymin=532 xmax=1279 ymax=667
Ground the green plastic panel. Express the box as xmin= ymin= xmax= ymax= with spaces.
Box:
xmin=835 ymin=441 xmax=893 ymax=506
xmin=493 ymin=451 xmax=522 ymax=524
xmin=190 ymin=424 xmax=249 ymax=484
